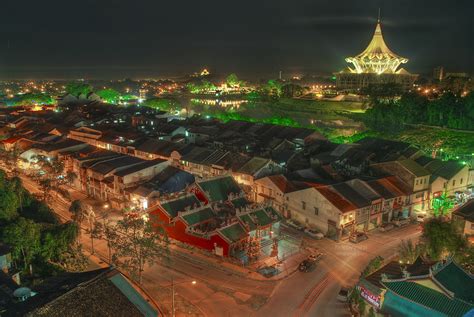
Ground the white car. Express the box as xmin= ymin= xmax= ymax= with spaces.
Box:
xmin=285 ymin=220 xmax=304 ymax=231
xmin=304 ymin=228 xmax=324 ymax=239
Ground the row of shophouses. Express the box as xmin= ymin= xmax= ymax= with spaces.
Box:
xmin=2 ymin=122 xmax=472 ymax=255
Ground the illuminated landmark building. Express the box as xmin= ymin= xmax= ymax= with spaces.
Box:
xmin=335 ymin=17 xmax=418 ymax=92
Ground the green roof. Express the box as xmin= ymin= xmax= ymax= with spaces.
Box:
xmin=218 ymin=223 xmax=247 ymax=243
xmin=382 ymin=281 xmax=474 ymax=317
xmin=181 ymin=207 xmax=215 ymax=225
xmin=265 ymin=207 xmax=282 ymax=221
xmin=161 ymin=195 xmax=200 ymax=218
xmin=253 ymin=209 xmax=274 ymax=226
xmin=238 ymin=207 xmax=279 ymax=231
xmin=238 ymin=214 xmax=256 ymax=231
xmin=231 ymin=197 xmax=250 ymax=209
xmin=433 ymin=261 xmax=474 ymax=303
xmin=198 ymin=176 xmax=242 ymax=202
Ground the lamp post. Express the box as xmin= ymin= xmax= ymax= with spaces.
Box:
xmin=171 ymin=278 xmax=197 ymax=317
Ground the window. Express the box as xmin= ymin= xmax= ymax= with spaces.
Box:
xmin=460 ymin=178 xmax=463 ymax=185
xmin=453 ymin=179 xmax=456 ymax=187
xmin=415 ymin=179 xmax=419 ymax=185
xmin=314 ymin=207 xmax=319 ymax=215
xmin=471 ymin=223 xmax=474 ymax=230
xmin=302 ymin=201 xmax=306 ymax=210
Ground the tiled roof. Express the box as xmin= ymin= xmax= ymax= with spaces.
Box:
xmin=181 ymin=207 xmax=215 ymax=225
xmin=433 ymin=261 xmax=474 ymax=303
xmin=267 ymin=174 xmax=304 ymax=194
xmin=230 ymin=197 xmax=251 ymax=209
xmin=160 ymin=194 xmax=200 ymax=218
xmin=198 ymin=176 xmax=242 ymax=202
xmin=382 ymin=281 xmax=474 ymax=317
xmin=315 ymin=186 xmax=357 ymax=213
xmin=397 ymin=159 xmax=430 ymax=177
xmin=236 ymin=157 xmax=269 ymax=175
xmin=431 ymin=160 xmax=466 ymax=181
xmin=10 ymin=268 xmax=158 ymax=317
xmin=332 ymin=183 xmax=370 ymax=208
xmin=453 ymin=199 xmax=474 ymax=222
xmin=114 ymin=159 xmax=166 ymax=177
xmin=218 ymin=223 xmax=247 ymax=243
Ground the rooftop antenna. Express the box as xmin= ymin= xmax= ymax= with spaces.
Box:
xmin=377 ymin=8 xmax=381 ymax=23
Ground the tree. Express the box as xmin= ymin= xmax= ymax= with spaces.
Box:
xmin=109 ymin=213 xmax=169 ymax=283
xmin=2 ymin=217 xmax=41 ymax=270
xmin=143 ymin=98 xmax=180 ymax=111
xmin=361 ymin=256 xmax=384 ymax=277
xmin=226 ymin=73 xmax=240 ymax=87
xmin=398 ymin=239 xmax=425 ymax=264
xmin=65 ymin=82 xmax=92 ymax=97
xmin=422 ymin=218 xmax=466 ymax=260
xmin=432 ymin=191 xmax=454 ymax=217
xmin=96 ymin=89 xmax=121 ymax=104
xmin=0 ymin=173 xmax=20 ymax=221
xmin=40 ymin=222 xmax=79 ymax=261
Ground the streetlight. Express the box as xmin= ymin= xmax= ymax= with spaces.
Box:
xmin=171 ymin=279 xmax=197 ymax=317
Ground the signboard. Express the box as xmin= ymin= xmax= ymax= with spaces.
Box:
xmin=359 ymin=285 xmax=381 ymax=309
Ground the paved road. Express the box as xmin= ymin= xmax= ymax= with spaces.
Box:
xmin=11 ymin=166 xmax=422 ymax=317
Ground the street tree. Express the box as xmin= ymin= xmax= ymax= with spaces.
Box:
xmin=65 ymin=82 xmax=92 ymax=97
xmin=2 ymin=217 xmax=41 ymax=271
xmin=398 ymin=239 xmax=425 ymax=264
xmin=422 ymin=218 xmax=467 ymax=260
xmin=431 ymin=191 xmax=454 ymax=217
xmin=109 ymin=213 xmax=169 ymax=284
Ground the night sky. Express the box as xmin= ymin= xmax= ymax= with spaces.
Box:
xmin=1 ymin=0 xmax=472 ymax=79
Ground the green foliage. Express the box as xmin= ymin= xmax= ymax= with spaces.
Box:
xmin=96 ymin=88 xmax=121 ymax=104
xmin=398 ymin=239 xmax=425 ymax=264
xmin=0 ymin=171 xmax=21 ymax=222
xmin=363 ymin=92 xmax=474 ymax=132
xmin=40 ymin=222 xmax=79 ymax=261
xmin=65 ymin=82 xmax=92 ymax=97
xmin=281 ymin=83 xmax=306 ymax=98
xmin=143 ymin=98 xmax=180 ymax=111
xmin=2 ymin=217 xmax=41 ymax=269
xmin=432 ymin=191 xmax=455 ymax=217
xmin=15 ymin=93 xmax=54 ymax=106
xmin=361 ymin=256 xmax=384 ymax=277
xmin=226 ymin=73 xmax=240 ymax=87
xmin=20 ymin=197 xmax=59 ymax=224
xmin=422 ymin=218 xmax=467 ymax=260
xmin=186 ymin=80 xmax=217 ymax=94
xmin=109 ymin=214 xmax=169 ymax=283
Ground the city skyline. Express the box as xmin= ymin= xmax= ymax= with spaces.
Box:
xmin=0 ymin=0 xmax=473 ymax=79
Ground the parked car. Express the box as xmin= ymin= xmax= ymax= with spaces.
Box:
xmin=393 ymin=217 xmax=410 ymax=227
xmin=298 ymin=259 xmax=316 ymax=272
xmin=285 ymin=219 xmax=304 ymax=231
xmin=349 ymin=232 xmax=368 ymax=244
xmin=304 ymin=228 xmax=324 ymax=239
xmin=379 ymin=223 xmax=394 ymax=232
xmin=337 ymin=287 xmax=351 ymax=302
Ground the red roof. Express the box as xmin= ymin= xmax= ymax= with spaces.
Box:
xmin=316 ymin=186 xmax=357 ymax=213
xmin=267 ymin=175 xmax=305 ymax=194
xmin=2 ymin=136 xmax=23 ymax=144
xmin=385 ymin=176 xmax=412 ymax=195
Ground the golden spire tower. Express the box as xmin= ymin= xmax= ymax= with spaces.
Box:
xmin=345 ymin=14 xmax=408 ymax=74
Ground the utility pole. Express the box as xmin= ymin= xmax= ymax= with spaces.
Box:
xmin=279 ymin=70 xmax=282 ymax=80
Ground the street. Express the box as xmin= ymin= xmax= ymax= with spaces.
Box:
xmin=11 ymin=166 xmax=422 ymax=316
